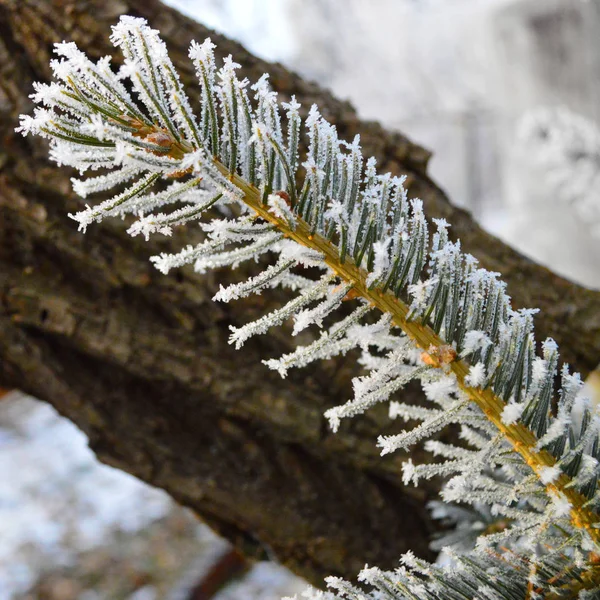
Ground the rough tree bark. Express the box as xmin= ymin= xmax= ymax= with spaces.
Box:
xmin=1 ymin=0 xmax=599 ymax=588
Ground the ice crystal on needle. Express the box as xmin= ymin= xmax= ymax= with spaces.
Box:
xmin=18 ymin=16 xmax=600 ymax=599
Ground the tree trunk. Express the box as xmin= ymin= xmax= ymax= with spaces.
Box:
xmin=1 ymin=0 xmax=599 ymax=587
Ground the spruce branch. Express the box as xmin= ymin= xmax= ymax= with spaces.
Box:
xmin=17 ymin=15 xmax=600 ymax=598
xmin=220 ymin=159 xmax=600 ymax=548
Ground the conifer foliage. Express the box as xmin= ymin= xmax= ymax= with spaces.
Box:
xmin=17 ymin=16 xmax=600 ymax=599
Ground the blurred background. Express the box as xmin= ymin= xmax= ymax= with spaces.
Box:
xmin=2 ymin=0 xmax=599 ymax=597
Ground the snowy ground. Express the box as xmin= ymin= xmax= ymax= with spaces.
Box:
xmin=0 ymin=392 xmax=305 ymax=599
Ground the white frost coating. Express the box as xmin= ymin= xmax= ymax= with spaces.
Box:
xmin=422 ymin=376 xmax=458 ymax=403
xmin=365 ymin=238 xmax=391 ymax=287
xmin=538 ymin=466 xmax=561 ymax=485
xmin=345 ymin=314 xmax=393 ymax=353
xmin=292 ymin=282 xmax=351 ymax=335
xmin=150 ymin=236 xmax=228 ymax=275
xmin=325 ymin=366 xmax=426 ymax=433
xmin=275 ymin=272 xmax=315 ymax=291
xmin=127 ymin=194 xmax=222 ymax=240
xmin=193 ymin=232 xmax=282 ymax=273
xmin=531 ymin=357 xmax=548 ymax=390
xmin=278 ymin=240 xmax=325 ymax=268
xmin=389 ymin=402 xmax=445 ymax=423
xmin=127 ymin=178 xmax=209 ymax=213
xmin=82 ymin=113 xmax=108 ymax=141
xmin=267 ymin=193 xmax=296 ymax=229
xmin=402 ymin=459 xmax=417 ymax=486
xmin=461 ymin=330 xmax=492 ymax=356
xmin=407 ymin=278 xmax=438 ymax=313
xmin=571 ymin=455 xmax=600 ymax=489
xmin=424 ymin=440 xmax=473 ymax=461
xmin=228 ymin=275 xmax=333 ymax=349
xmin=69 ymin=173 xmax=162 ymax=232
xmin=263 ymin=304 xmax=371 ymax=378
xmin=201 ymin=216 xmax=275 ymax=242
xmin=353 ymin=342 xmax=413 ymax=399
xmin=403 ymin=459 xmax=468 ymax=486
xmin=501 ymin=402 xmax=524 ymax=426
xmin=464 ymin=363 xmax=486 ymax=388
xmin=378 ymin=398 xmax=467 ymax=456
xmin=213 ymin=257 xmax=295 ymax=302
xmin=534 ymin=414 xmax=570 ymax=451
xmin=71 ymin=166 xmax=141 ymax=198
xmin=550 ymin=492 xmax=572 ymax=519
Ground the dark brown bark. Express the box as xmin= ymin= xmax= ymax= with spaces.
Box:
xmin=0 ymin=0 xmax=599 ymax=588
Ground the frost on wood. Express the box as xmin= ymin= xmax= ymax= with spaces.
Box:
xmin=17 ymin=16 xmax=600 ymax=599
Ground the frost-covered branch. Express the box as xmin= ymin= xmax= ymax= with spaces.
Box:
xmin=17 ymin=16 xmax=600 ymax=599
